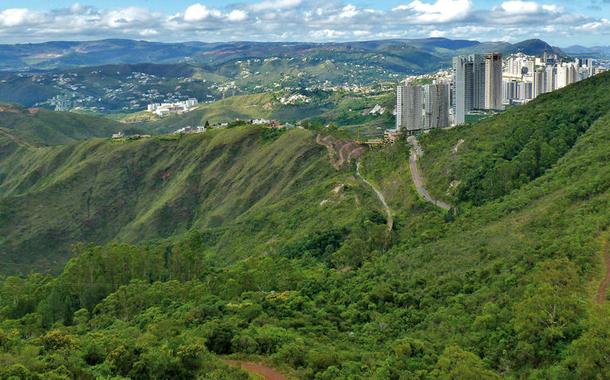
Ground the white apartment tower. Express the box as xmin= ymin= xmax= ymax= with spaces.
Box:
xmin=484 ymin=52 xmax=503 ymax=110
xmin=533 ymin=69 xmax=546 ymax=98
xmin=545 ymin=65 xmax=556 ymax=93
xmin=452 ymin=54 xmax=485 ymax=125
xmin=423 ymin=84 xmax=449 ymax=130
xmin=396 ymin=84 xmax=423 ymax=132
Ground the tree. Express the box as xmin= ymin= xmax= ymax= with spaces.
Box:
xmin=513 ymin=259 xmax=583 ymax=368
xmin=565 ymin=307 xmax=610 ymax=379
xmin=433 ymin=345 xmax=500 ymax=380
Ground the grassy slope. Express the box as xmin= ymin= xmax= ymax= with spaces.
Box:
xmin=0 ymin=127 xmax=383 ymax=274
xmin=0 ymin=105 xmax=123 ymax=145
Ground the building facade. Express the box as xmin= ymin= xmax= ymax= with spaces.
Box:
xmin=423 ymin=83 xmax=449 ymax=130
xmin=396 ymin=84 xmax=423 ymax=132
xmin=452 ymin=54 xmax=485 ymax=125
xmin=484 ymin=52 xmax=503 ymax=110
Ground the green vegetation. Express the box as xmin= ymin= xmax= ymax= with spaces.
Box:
xmin=0 ymin=105 xmax=123 ymax=146
xmin=419 ymin=71 xmax=610 ymax=206
xmin=137 ymin=90 xmax=394 ymax=138
xmin=0 ymin=126 xmax=386 ymax=274
xmin=0 ymin=73 xmax=609 ymax=379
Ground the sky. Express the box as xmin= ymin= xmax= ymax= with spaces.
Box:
xmin=0 ymin=0 xmax=608 ymax=46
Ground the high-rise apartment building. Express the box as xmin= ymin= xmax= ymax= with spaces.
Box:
xmin=533 ymin=69 xmax=546 ymax=97
xmin=452 ymin=54 xmax=485 ymax=125
xmin=484 ymin=52 xmax=503 ymax=110
xmin=545 ymin=65 xmax=556 ymax=93
xmin=423 ymin=84 xmax=449 ymax=130
xmin=396 ymin=84 xmax=423 ymax=132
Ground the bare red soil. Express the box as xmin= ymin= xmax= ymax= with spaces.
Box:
xmin=224 ymin=360 xmax=287 ymax=380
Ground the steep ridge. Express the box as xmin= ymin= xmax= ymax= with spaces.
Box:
xmin=0 ymin=127 xmax=385 ymax=274
xmin=418 ymin=71 xmax=610 ymax=207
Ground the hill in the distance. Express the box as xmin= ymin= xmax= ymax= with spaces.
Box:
xmin=0 ymin=103 xmax=124 ymax=146
xmin=0 ymin=38 xmax=563 ymax=72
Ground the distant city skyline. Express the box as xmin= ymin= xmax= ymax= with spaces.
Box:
xmin=0 ymin=0 xmax=608 ymax=46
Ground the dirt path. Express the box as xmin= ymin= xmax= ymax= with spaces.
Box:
xmin=316 ymin=134 xmax=342 ymax=170
xmin=407 ymin=136 xmax=451 ymax=211
xmin=315 ymin=134 xmax=364 ymax=170
xmin=224 ymin=360 xmax=287 ymax=380
xmin=356 ymin=162 xmax=393 ymax=232
xmin=596 ymin=240 xmax=610 ymax=304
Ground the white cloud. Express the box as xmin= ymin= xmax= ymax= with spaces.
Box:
xmin=576 ymin=18 xmax=609 ymax=30
xmin=250 ymin=0 xmax=302 ymax=12
xmin=310 ymin=29 xmax=347 ymax=39
xmin=339 ymin=5 xmax=359 ymax=18
xmin=498 ymin=1 xmax=560 ymax=14
xmin=500 ymin=1 xmax=539 ymax=14
xmin=103 ymin=7 xmax=153 ymax=28
xmin=184 ymin=3 xmax=221 ymax=22
xmin=0 ymin=8 xmax=43 ymax=27
xmin=394 ymin=0 xmax=473 ymax=23
xmin=139 ymin=28 xmax=159 ymax=36
xmin=227 ymin=10 xmax=248 ymax=22
xmin=0 ymin=1 xmax=606 ymax=46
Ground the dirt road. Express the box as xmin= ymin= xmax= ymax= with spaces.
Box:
xmin=596 ymin=240 xmax=610 ymax=304
xmin=407 ymin=136 xmax=451 ymax=211
xmin=224 ymin=360 xmax=287 ymax=380
xmin=356 ymin=162 xmax=393 ymax=232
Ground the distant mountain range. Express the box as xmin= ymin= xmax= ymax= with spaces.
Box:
xmin=0 ymin=38 xmax=563 ymax=72
xmin=563 ymin=45 xmax=610 ymax=58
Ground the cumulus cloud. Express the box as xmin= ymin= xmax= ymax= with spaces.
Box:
xmin=249 ymin=0 xmax=302 ymax=12
xmin=0 ymin=0 xmax=607 ymax=45
xmin=184 ymin=3 xmax=222 ymax=22
xmin=394 ymin=0 xmax=473 ymax=23
xmin=227 ymin=10 xmax=248 ymax=22
xmin=0 ymin=8 xmax=44 ymax=27
xmin=498 ymin=0 xmax=560 ymax=14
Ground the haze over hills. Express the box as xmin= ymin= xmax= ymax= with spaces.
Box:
xmin=0 ymin=38 xmax=565 ymax=118
xmin=0 ymin=37 xmax=562 ymax=72
xmin=563 ymin=45 xmax=610 ymax=58
xmin=0 ymin=69 xmax=608 ymax=378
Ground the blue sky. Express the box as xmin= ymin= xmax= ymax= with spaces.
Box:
xmin=0 ymin=0 xmax=608 ymax=45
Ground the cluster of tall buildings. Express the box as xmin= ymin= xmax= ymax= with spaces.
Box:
xmin=451 ymin=52 xmax=504 ymax=125
xmin=502 ymin=53 xmax=602 ymax=106
xmin=396 ymin=83 xmax=449 ymax=132
xmin=395 ymin=51 xmax=605 ymax=132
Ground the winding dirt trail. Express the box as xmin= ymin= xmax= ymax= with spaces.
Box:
xmin=224 ymin=360 xmax=287 ymax=380
xmin=407 ymin=136 xmax=451 ymax=211
xmin=356 ymin=162 xmax=393 ymax=232
xmin=316 ymin=134 xmax=342 ymax=169
xmin=596 ymin=240 xmax=610 ymax=304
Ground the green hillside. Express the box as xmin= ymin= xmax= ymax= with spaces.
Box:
xmin=418 ymin=71 xmax=610 ymax=206
xmin=137 ymin=91 xmax=394 ymax=137
xmin=0 ymin=126 xmax=388 ymax=274
xmin=0 ymin=74 xmax=609 ymax=379
xmin=0 ymin=104 xmax=123 ymax=146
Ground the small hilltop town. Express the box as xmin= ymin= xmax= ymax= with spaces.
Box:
xmin=394 ymin=51 xmax=607 ymax=135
